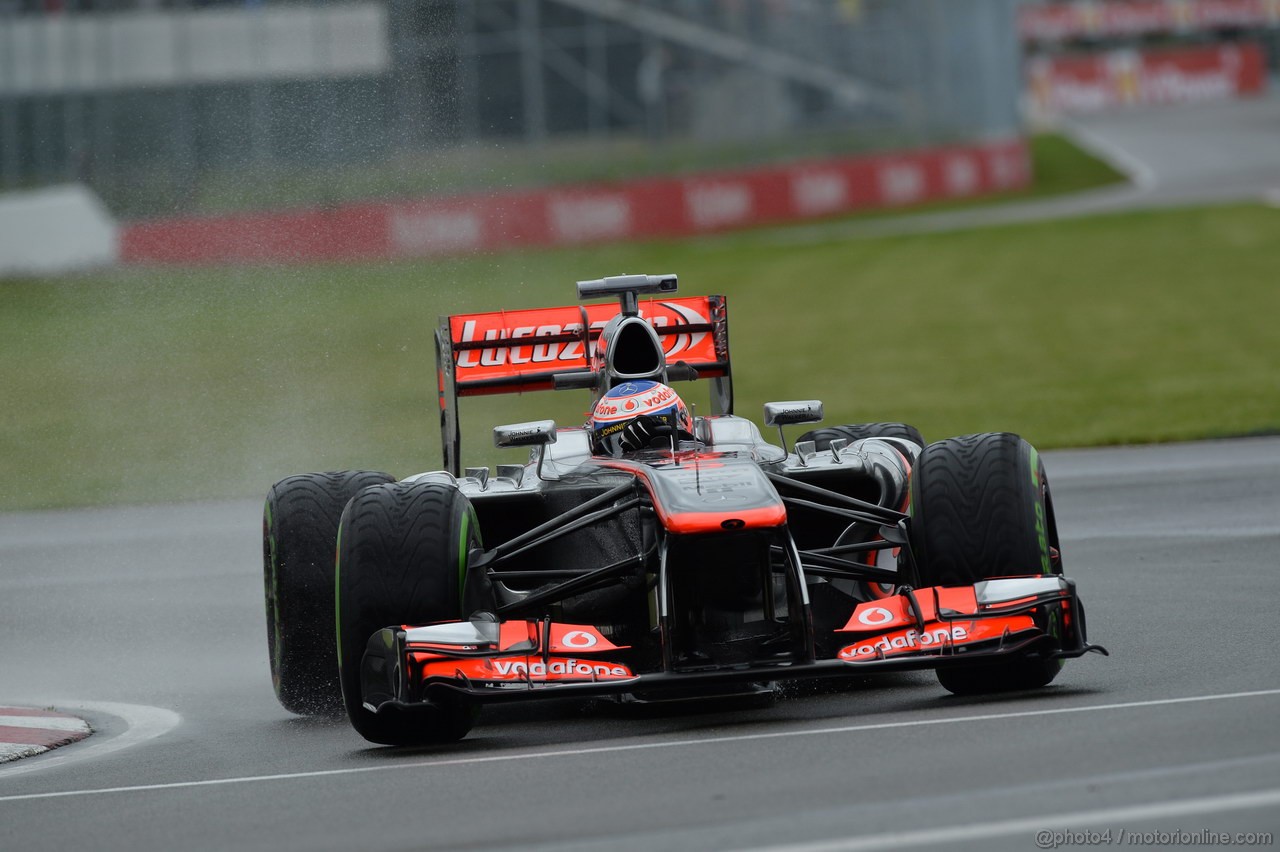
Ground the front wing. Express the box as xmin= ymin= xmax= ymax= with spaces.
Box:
xmin=358 ymin=576 xmax=1106 ymax=713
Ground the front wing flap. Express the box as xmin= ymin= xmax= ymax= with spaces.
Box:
xmin=358 ymin=576 xmax=1106 ymax=712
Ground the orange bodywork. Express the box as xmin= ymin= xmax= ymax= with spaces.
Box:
xmin=838 ymin=614 xmax=1038 ymax=661
xmin=446 ymin=296 xmax=727 ymax=396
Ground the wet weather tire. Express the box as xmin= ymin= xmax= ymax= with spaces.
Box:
xmin=798 ymin=422 xmax=924 ymax=452
xmin=909 ymin=432 xmax=1063 ymax=695
xmin=264 ymin=470 xmax=395 ymax=716
xmin=336 ymin=481 xmax=483 ymax=745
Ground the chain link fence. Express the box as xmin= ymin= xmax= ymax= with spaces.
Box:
xmin=0 ymin=0 xmax=1022 ymax=219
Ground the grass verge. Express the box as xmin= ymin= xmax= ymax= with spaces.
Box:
xmin=118 ymin=131 xmax=1121 ymax=219
xmin=2 ymin=200 xmax=1277 ymax=511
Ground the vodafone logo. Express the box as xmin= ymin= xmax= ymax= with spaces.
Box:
xmin=840 ymin=626 xmax=970 ymax=661
xmin=857 ymin=606 xmax=896 ymax=627
xmin=561 ymin=630 xmax=598 ymax=649
xmin=491 ymin=658 xmax=630 ymax=679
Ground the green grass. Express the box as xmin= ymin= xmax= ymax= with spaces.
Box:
xmin=2 ymin=200 xmax=1277 ymax=511
xmin=113 ymin=130 xmax=1121 ymax=219
xmin=111 ymin=127 xmax=944 ymax=218
xmin=1024 ymin=133 xmax=1127 ymax=197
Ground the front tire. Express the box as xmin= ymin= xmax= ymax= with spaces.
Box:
xmin=336 ymin=481 xmax=483 ymax=745
xmin=909 ymin=432 xmax=1063 ymax=695
xmin=264 ymin=470 xmax=395 ymax=716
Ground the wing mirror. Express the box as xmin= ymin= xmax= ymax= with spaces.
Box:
xmin=493 ymin=420 xmax=557 ymax=448
xmin=763 ymin=400 xmax=823 ymax=453
xmin=763 ymin=401 xmax=824 ymax=427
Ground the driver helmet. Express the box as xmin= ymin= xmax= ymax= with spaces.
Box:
xmin=590 ymin=380 xmax=694 ymax=456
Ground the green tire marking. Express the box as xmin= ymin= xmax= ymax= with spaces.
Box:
xmin=334 ymin=521 xmax=345 ymax=668
xmin=265 ymin=498 xmax=284 ymax=687
xmin=458 ymin=506 xmax=471 ymax=610
xmin=1028 ymin=445 xmax=1051 ymax=574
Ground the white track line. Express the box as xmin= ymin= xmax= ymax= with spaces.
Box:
xmin=744 ymin=788 xmax=1280 ymax=852
xmin=1063 ymin=123 xmax=1159 ymax=191
xmin=1 ymin=688 xmax=1277 ymax=804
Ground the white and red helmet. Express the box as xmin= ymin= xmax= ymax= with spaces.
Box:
xmin=590 ymin=381 xmax=693 ymax=455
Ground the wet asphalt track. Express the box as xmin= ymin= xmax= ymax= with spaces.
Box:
xmin=1 ymin=437 xmax=1278 ymax=851
xmin=4 ymin=95 xmax=1280 ymax=850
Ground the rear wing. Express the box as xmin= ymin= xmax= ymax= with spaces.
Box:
xmin=435 ymin=293 xmax=731 ymax=474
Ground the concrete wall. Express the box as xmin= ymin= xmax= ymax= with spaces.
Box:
xmin=0 ymin=184 xmax=118 ymax=275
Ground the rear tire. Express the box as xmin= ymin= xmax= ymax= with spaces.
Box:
xmin=336 ymin=481 xmax=483 ymax=745
xmin=909 ymin=432 xmax=1063 ymax=695
xmin=264 ymin=470 xmax=395 ymax=716
xmin=797 ymin=422 xmax=924 ymax=452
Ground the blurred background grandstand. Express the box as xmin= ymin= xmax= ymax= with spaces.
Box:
xmin=1 ymin=0 xmax=1274 ymax=228
xmin=0 ymin=0 xmax=1028 ymax=219
xmin=1021 ymin=0 xmax=1279 ymax=119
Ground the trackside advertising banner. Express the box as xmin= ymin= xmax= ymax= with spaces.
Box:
xmin=1020 ymin=0 xmax=1280 ymax=41
xmin=120 ymin=138 xmax=1030 ymax=265
xmin=1027 ymin=43 xmax=1267 ymax=116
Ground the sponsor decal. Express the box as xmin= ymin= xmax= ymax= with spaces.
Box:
xmin=451 ymin=299 xmax=714 ymax=374
xmin=490 ymin=658 xmax=632 ymax=679
xmin=660 ymin=301 xmax=710 ymax=358
xmin=454 ymin=319 xmax=592 ymax=369
xmin=842 ymin=587 xmax=982 ymax=633
xmin=1027 ymin=43 xmax=1265 ymax=116
xmin=391 ymin=209 xmax=482 ymax=254
xmin=945 ymin=155 xmax=980 ymax=196
xmin=1143 ymin=57 xmax=1238 ymax=103
xmin=988 ymin=148 xmax=1028 ymax=190
xmin=561 ymin=630 xmax=598 ymax=649
xmin=879 ymin=163 xmax=925 ymax=205
xmin=549 ymin=195 xmax=632 ymax=242
xmin=547 ymin=623 xmax=626 ymax=653
xmin=840 ymin=626 xmax=970 ymax=660
xmin=792 ymin=171 xmax=849 ymax=215
xmin=685 ymin=181 xmax=753 ymax=229
xmin=592 ymin=383 xmax=679 ymax=423
xmin=857 ymin=606 xmax=897 ymax=627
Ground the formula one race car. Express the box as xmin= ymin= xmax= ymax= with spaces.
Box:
xmin=263 ymin=274 xmax=1106 ymax=745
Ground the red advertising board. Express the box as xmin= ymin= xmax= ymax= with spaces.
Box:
xmin=1020 ymin=0 xmax=1280 ymax=41
xmin=120 ymin=138 xmax=1030 ymax=265
xmin=1027 ymin=42 xmax=1267 ymax=115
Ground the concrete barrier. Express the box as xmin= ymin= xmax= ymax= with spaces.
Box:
xmin=0 ymin=185 xmax=119 ymax=276
xmin=121 ymin=137 xmax=1031 ymax=265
